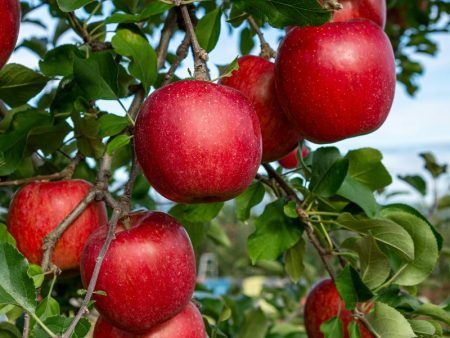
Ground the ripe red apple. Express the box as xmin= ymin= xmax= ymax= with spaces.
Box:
xmin=134 ymin=80 xmax=262 ymax=204
xmin=80 ymin=211 xmax=197 ymax=334
xmin=276 ymin=20 xmax=396 ymax=144
xmin=331 ymin=0 xmax=386 ymax=28
xmin=7 ymin=180 xmax=107 ymax=270
xmin=304 ymin=279 xmax=373 ymax=338
xmin=278 ymin=145 xmax=309 ymax=169
xmin=220 ymin=56 xmax=301 ymax=162
xmin=0 ymin=0 xmax=20 ymax=69
xmin=93 ymin=302 xmax=206 ymax=338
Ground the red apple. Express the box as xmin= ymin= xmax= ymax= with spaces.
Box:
xmin=80 ymin=211 xmax=197 ymax=334
xmin=304 ymin=279 xmax=373 ymax=338
xmin=220 ymin=56 xmax=301 ymax=162
xmin=0 ymin=0 xmax=20 ymax=69
xmin=331 ymin=0 xmax=386 ymax=28
xmin=278 ymin=145 xmax=309 ymax=169
xmin=7 ymin=180 xmax=107 ymax=270
xmin=93 ymin=302 xmax=206 ymax=338
xmin=275 ymin=20 xmax=395 ymax=144
xmin=134 ymin=80 xmax=262 ymax=203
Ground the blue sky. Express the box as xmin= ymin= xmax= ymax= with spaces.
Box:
xmin=9 ymin=6 xmax=450 ymax=199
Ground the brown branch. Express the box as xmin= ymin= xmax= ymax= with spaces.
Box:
xmin=162 ymin=33 xmax=190 ymax=86
xmin=180 ymin=5 xmax=209 ymax=81
xmin=323 ymin=0 xmax=344 ymax=11
xmin=22 ymin=313 xmax=30 ymax=338
xmin=67 ymin=12 xmax=112 ymax=51
xmin=262 ymin=163 xmax=337 ymax=281
xmin=157 ymin=9 xmax=178 ymax=70
xmin=248 ymin=16 xmax=277 ymax=60
xmin=0 ymin=153 xmax=83 ymax=187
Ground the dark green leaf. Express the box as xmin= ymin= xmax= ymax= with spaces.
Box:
xmin=196 ymin=8 xmax=222 ymax=53
xmin=284 ymin=238 xmax=305 ymax=283
xmin=312 ymin=158 xmax=348 ymax=197
xmin=420 ymin=152 xmax=447 ymax=178
xmin=105 ymin=2 xmax=172 ymax=23
xmin=98 ymin=114 xmax=129 ymax=137
xmin=335 ymin=265 xmax=373 ymax=310
xmin=235 ymin=182 xmax=265 ymax=221
xmin=398 ymin=175 xmax=427 ymax=196
xmin=57 ymin=0 xmax=94 ymax=12
xmin=239 ymin=27 xmax=255 ymax=55
xmin=106 ymin=134 xmax=132 ymax=155
xmin=40 ymin=45 xmax=83 ymax=77
xmin=310 ymin=147 xmax=341 ymax=190
xmin=237 ymin=308 xmax=268 ymax=338
xmin=0 ymin=322 xmax=21 ymax=338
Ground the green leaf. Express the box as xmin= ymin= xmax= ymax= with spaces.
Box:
xmin=420 ymin=152 xmax=447 ymax=178
xmin=366 ymin=302 xmax=416 ymax=338
xmin=248 ymin=199 xmax=302 ymax=264
xmin=338 ymin=176 xmax=378 ymax=217
xmin=0 ymin=322 xmax=21 ymax=338
xmin=320 ymin=316 xmax=343 ymax=338
xmin=337 ymin=214 xmax=415 ymax=262
xmin=239 ymin=27 xmax=255 ymax=55
xmin=0 ymin=243 xmax=37 ymax=313
xmin=57 ymin=0 xmax=94 ymax=12
xmin=73 ymin=52 xmax=119 ymax=100
xmin=170 ymin=203 xmax=224 ymax=224
xmin=196 ymin=8 xmax=222 ymax=53
xmin=107 ymin=134 xmax=132 ymax=155
xmin=335 ymin=265 xmax=373 ymax=310
xmin=0 ymin=64 xmax=48 ymax=107
xmin=284 ymin=238 xmax=305 ymax=283
xmin=207 ymin=222 xmax=231 ymax=247
xmin=235 ymin=182 xmax=265 ymax=221
xmin=413 ymin=303 xmax=450 ymax=326
xmin=219 ymin=57 xmax=240 ymax=80
xmin=398 ymin=175 xmax=427 ymax=196
xmin=0 ymin=224 xmax=16 ymax=246
xmin=27 ymin=264 xmax=44 ymax=288
xmin=71 ymin=113 xmax=104 ymax=159
xmin=112 ymin=28 xmax=157 ymax=92
xmin=310 ymin=147 xmax=341 ymax=191
xmin=345 ymin=148 xmax=392 ymax=191
xmin=408 ymin=319 xmax=436 ymax=337
xmin=33 ymin=316 xmax=90 ymax=338
xmin=237 ymin=308 xmax=269 ymax=338
xmin=312 ymin=158 xmax=348 ymax=197
xmin=98 ymin=114 xmax=129 ymax=137
xmin=39 ymin=45 xmax=83 ymax=77
xmin=36 ymin=296 xmax=60 ymax=322
xmin=105 ymin=2 xmax=172 ymax=23
xmin=283 ymin=200 xmax=298 ymax=218
xmin=351 ymin=236 xmax=390 ymax=289
xmin=348 ymin=321 xmax=361 ymax=338
xmin=380 ymin=208 xmax=438 ymax=286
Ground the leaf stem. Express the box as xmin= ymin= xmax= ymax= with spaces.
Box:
xmin=30 ymin=312 xmax=57 ymax=338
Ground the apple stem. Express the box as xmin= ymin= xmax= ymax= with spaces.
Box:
xmin=180 ymin=5 xmax=210 ymax=81
xmin=248 ymin=16 xmax=277 ymax=60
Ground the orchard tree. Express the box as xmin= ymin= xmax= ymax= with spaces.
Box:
xmin=0 ymin=0 xmax=449 ymax=337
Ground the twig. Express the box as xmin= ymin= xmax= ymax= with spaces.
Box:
xmin=67 ymin=12 xmax=112 ymax=51
xmin=162 ymin=33 xmax=190 ymax=86
xmin=22 ymin=313 xmax=30 ymax=338
xmin=323 ymin=0 xmax=344 ymax=11
xmin=180 ymin=5 xmax=209 ymax=81
xmin=261 ymin=164 xmax=337 ymax=281
xmin=157 ymin=9 xmax=178 ymax=70
xmin=128 ymin=85 xmax=146 ymax=120
xmin=248 ymin=16 xmax=277 ymax=60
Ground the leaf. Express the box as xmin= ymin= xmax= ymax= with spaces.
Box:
xmin=310 ymin=147 xmax=342 ymax=191
xmin=0 ymin=243 xmax=37 ymax=313
xmin=413 ymin=303 xmax=450 ymax=326
xmin=207 ymin=222 xmax=231 ymax=247
xmin=27 ymin=264 xmax=44 ymax=288
xmin=313 ymin=158 xmax=348 ymax=198
xmin=219 ymin=57 xmax=240 ymax=79
xmin=284 ymin=238 xmax=305 ymax=283
xmin=112 ymin=28 xmax=157 ymax=92
xmin=348 ymin=321 xmax=361 ymax=338
xmin=170 ymin=203 xmax=224 ymax=224
xmin=345 ymin=148 xmax=392 ymax=191
xmin=320 ymin=316 xmax=343 ymax=338
xmin=248 ymin=199 xmax=302 ymax=264
xmin=33 ymin=316 xmax=90 ymax=338
xmin=196 ymin=8 xmax=222 ymax=53
xmin=235 ymin=182 xmax=265 ymax=221
xmin=0 ymin=64 xmax=48 ymax=107
xmin=237 ymin=308 xmax=269 ymax=338
xmin=0 ymin=322 xmax=21 ymax=338
xmin=36 ymin=296 xmax=60 ymax=321
xmin=338 ymin=176 xmax=378 ymax=217
xmin=408 ymin=319 xmax=436 ymax=337
xmin=380 ymin=208 xmax=439 ymax=286
xmin=107 ymin=134 xmax=132 ymax=155
xmin=420 ymin=152 xmax=447 ymax=178
xmin=398 ymin=175 xmax=427 ymax=196
xmin=0 ymin=224 xmax=16 ymax=246
xmin=337 ymin=214 xmax=415 ymax=262
xmin=105 ymin=2 xmax=172 ymax=23
xmin=335 ymin=265 xmax=373 ymax=310
xmin=366 ymin=302 xmax=416 ymax=338
xmin=39 ymin=45 xmax=83 ymax=77
xmin=56 ymin=0 xmax=94 ymax=12
xmin=239 ymin=27 xmax=255 ymax=55
xmin=98 ymin=114 xmax=129 ymax=137
xmin=351 ymin=236 xmax=390 ymax=289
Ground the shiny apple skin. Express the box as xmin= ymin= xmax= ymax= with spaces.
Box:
xmin=304 ymin=279 xmax=373 ymax=338
xmin=220 ymin=56 xmax=301 ymax=162
xmin=93 ymin=302 xmax=206 ymax=338
xmin=332 ymin=0 xmax=386 ymax=28
xmin=275 ymin=20 xmax=396 ymax=144
xmin=7 ymin=180 xmax=107 ymax=270
xmin=134 ymin=80 xmax=262 ymax=204
xmin=0 ymin=0 xmax=20 ymax=69
xmin=80 ymin=211 xmax=197 ymax=334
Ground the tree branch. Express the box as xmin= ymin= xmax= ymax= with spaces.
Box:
xmin=157 ymin=9 xmax=178 ymax=70
xmin=248 ymin=16 xmax=277 ymax=60
xmin=22 ymin=313 xmax=30 ymax=338
xmin=67 ymin=12 xmax=112 ymax=51
xmin=162 ymin=33 xmax=190 ymax=86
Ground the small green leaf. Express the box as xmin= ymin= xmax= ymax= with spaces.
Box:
xmin=196 ymin=8 xmax=222 ymax=53
xmin=98 ymin=114 xmax=129 ymax=137
xmin=366 ymin=302 xmax=416 ymax=338
xmin=398 ymin=175 xmax=427 ymax=196
xmin=0 ymin=224 xmax=16 ymax=246
xmin=33 ymin=316 xmax=90 ymax=338
xmin=320 ymin=316 xmax=343 ymax=338
xmin=170 ymin=203 xmax=224 ymax=224
xmin=57 ymin=0 xmax=94 ymax=12
xmin=107 ymin=135 xmax=132 ymax=155
xmin=27 ymin=264 xmax=44 ymax=288
xmin=248 ymin=199 xmax=302 ymax=264
xmin=0 ymin=64 xmax=48 ymax=107
xmin=237 ymin=308 xmax=268 ymax=338
xmin=338 ymin=176 xmax=378 ymax=217
xmin=408 ymin=319 xmax=436 ymax=337
xmin=335 ymin=265 xmax=373 ymax=310
xmin=219 ymin=57 xmax=240 ymax=79
xmin=39 ymin=45 xmax=83 ymax=77
xmin=348 ymin=321 xmax=361 ymax=338
xmin=207 ymin=222 xmax=231 ymax=247
xmin=284 ymin=238 xmax=305 ymax=283
xmin=235 ymin=182 xmax=265 ymax=221
xmin=420 ymin=152 xmax=447 ymax=178
xmin=283 ymin=200 xmax=298 ymax=218
xmin=239 ymin=27 xmax=255 ymax=55
xmin=36 ymin=296 xmax=60 ymax=321
xmin=413 ymin=303 xmax=450 ymax=326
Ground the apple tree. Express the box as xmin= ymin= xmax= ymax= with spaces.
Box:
xmin=0 ymin=0 xmax=449 ymax=337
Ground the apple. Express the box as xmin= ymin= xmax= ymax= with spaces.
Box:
xmin=80 ymin=211 xmax=197 ymax=334
xmin=275 ymin=20 xmax=396 ymax=144
xmin=7 ymin=180 xmax=107 ymax=270
xmin=93 ymin=302 xmax=206 ymax=338
xmin=220 ymin=56 xmax=301 ymax=162
xmin=134 ymin=80 xmax=262 ymax=204
xmin=304 ymin=279 xmax=373 ymax=338
xmin=331 ymin=0 xmax=386 ymax=28
xmin=278 ymin=145 xmax=309 ymax=169
xmin=0 ymin=0 xmax=20 ymax=69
